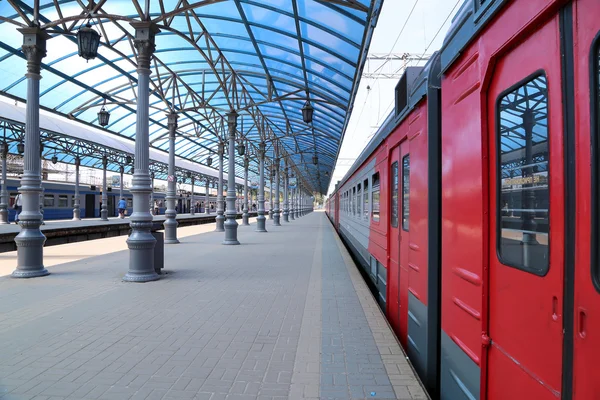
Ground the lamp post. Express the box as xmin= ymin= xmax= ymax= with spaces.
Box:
xmin=164 ymin=112 xmax=179 ymax=244
xmin=189 ymin=173 xmax=195 ymax=216
xmin=215 ymin=142 xmax=225 ymax=232
xmin=0 ymin=142 xmax=8 ymax=224
xmin=12 ymin=27 xmax=49 ymax=278
xmin=73 ymin=156 xmax=81 ymax=220
xmin=283 ymin=163 xmax=289 ymax=223
xmin=223 ymin=111 xmax=239 ymax=245
xmin=119 ymin=165 xmax=124 ymax=207
xmin=204 ymin=177 xmax=210 ymax=215
xmin=269 ymin=168 xmax=274 ymax=220
xmin=256 ymin=142 xmax=267 ymax=232
xmin=124 ymin=22 xmax=160 ymax=282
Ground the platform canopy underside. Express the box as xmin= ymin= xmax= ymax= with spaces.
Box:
xmin=0 ymin=0 xmax=381 ymax=193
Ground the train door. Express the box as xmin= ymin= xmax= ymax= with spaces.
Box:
xmin=487 ymin=15 xmax=566 ymax=399
xmin=107 ymin=195 xmax=115 ymax=217
xmin=388 ymin=146 xmax=401 ymax=334
xmin=573 ymin=0 xmax=600 ymax=398
xmin=398 ymin=142 xmax=410 ymax=349
xmin=84 ymin=194 xmax=95 ymax=218
xmin=388 ymin=141 xmax=410 ymax=347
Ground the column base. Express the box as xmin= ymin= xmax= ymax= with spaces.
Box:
xmin=0 ymin=209 xmax=8 ymax=224
xmin=215 ymin=214 xmax=225 ymax=232
xmin=256 ymin=214 xmax=267 ymax=232
xmin=12 ymin=267 xmax=49 ymax=278
xmin=268 ymin=210 xmax=273 ymax=220
xmin=242 ymin=213 xmax=250 ymax=225
xmin=164 ymin=239 xmax=180 ymax=244
xmin=223 ymin=216 xmax=239 ymax=245
xmin=123 ymin=271 xmax=160 ymax=282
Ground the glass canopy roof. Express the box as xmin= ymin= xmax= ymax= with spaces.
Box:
xmin=0 ymin=0 xmax=381 ymax=194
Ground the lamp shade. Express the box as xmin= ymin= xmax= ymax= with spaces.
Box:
xmin=301 ymin=100 xmax=314 ymax=124
xmin=237 ymin=142 xmax=245 ymax=157
xmin=126 ymin=155 xmax=132 ymax=164
xmin=17 ymin=142 xmax=24 ymax=154
xmin=51 ymin=155 xmax=58 ymax=164
xmin=312 ymin=155 xmax=318 ymax=165
xmin=98 ymin=106 xmax=110 ymax=127
xmin=77 ymin=23 xmax=101 ymax=61
xmin=207 ymin=156 xmax=213 ymax=167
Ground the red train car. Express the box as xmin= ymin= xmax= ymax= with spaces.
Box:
xmin=325 ymin=0 xmax=600 ymax=399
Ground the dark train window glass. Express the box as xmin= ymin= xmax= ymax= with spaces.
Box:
xmin=43 ymin=194 xmax=55 ymax=207
xmin=357 ymin=183 xmax=362 ymax=217
xmin=372 ymin=172 xmax=380 ymax=222
xmin=497 ymin=74 xmax=549 ymax=276
xmin=391 ymin=161 xmax=399 ymax=228
xmin=352 ymin=186 xmax=356 ymax=215
xmin=402 ymin=155 xmax=410 ymax=231
xmin=127 ymin=198 xmax=133 ymax=208
xmin=594 ymin=40 xmax=600 ymax=292
xmin=363 ymin=179 xmax=369 ymax=220
xmin=58 ymin=195 xmax=68 ymax=207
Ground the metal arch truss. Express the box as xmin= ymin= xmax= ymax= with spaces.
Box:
xmin=1 ymin=0 xmax=380 ymax=196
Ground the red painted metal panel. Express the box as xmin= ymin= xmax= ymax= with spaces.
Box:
xmin=388 ymin=145 xmax=401 ymax=335
xmin=398 ymin=141 xmax=410 ymax=349
xmin=573 ymin=1 xmax=600 ymax=398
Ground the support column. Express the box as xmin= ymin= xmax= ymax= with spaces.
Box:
xmin=224 ymin=111 xmax=239 ymax=245
xmin=13 ymin=28 xmax=49 ymax=278
xmin=124 ymin=22 xmax=160 ymax=282
xmin=150 ymin=172 xmax=155 ymax=215
xmin=190 ymin=176 xmax=195 ymax=215
xmin=164 ymin=112 xmax=179 ymax=244
xmin=215 ymin=143 xmax=225 ymax=231
xmin=100 ymin=156 xmax=108 ymax=221
xmin=269 ymin=173 xmax=274 ymax=220
xmin=290 ymin=188 xmax=296 ymax=221
xmin=256 ymin=142 xmax=267 ymax=232
xmin=204 ymin=178 xmax=210 ymax=215
xmin=242 ymin=157 xmax=249 ymax=225
xmin=283 ymin=163 xmax=289 ymax=223
xmin=0 ymin=143 xmax=9 ymax=224
xmin=72 ymin=157 xmax=81 ymax=220
xmin=119 ymin=165 xmax=124 ymax=203
xmin=273 ymin=159 xmax=281 ymax=226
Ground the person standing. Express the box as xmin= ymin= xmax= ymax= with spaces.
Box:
xmin=117 ymin=197 xmax=127 ymax=219
xmin=13 ymin=193 xmax=22 ymax=224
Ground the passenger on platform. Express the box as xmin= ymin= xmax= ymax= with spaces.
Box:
xmin=117 ymin=198 xmax=127 ymax=219
xmin=13 ymin=193 xmax=22 ymax=224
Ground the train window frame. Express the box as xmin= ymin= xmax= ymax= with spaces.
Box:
xmin=391 ymin=161 xmax=399 ymax=228
xmin=43 ymin=194 xmax=55 ymax=207
xmin=591 ymin=32 xmax=600 ymax=292
xmin=402 ymin=155 xmax=410 ymax=231
xmin=495 ymin=71 xmax=550 ymax=277
xmin=58 ymin=194 xmax=68 ymax=208
xmin=372 ymin=172 xmax=380 ymax=222
xmin=363 ymin=179 xmax=369 ymax=220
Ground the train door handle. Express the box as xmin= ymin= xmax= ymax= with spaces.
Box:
xmin=578 ymin=308 xmax=587 ymax=339
xmin=552 ymin=296 xmax=559 ymax=321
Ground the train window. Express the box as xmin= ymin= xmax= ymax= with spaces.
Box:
xmin=593 ymin=38 xmax=600 ymax=292
xmin=127 ymin=198 xmax=133 ymax=208
xmin=391 ymin=161 xmax=399 ymax=228
xmin=372 ymin=172 xmax=380 ymax=222
xmin=363 ymin=179 xmax=369 ymax=220
xmin=58 ymin=195 xmax=68 ymax=207
xmin=353 ymin=186 xmax=356 ymax=216
xmin=497 ymin=74 xmax=549 ymax=276
xmin=357 ymin=183 xmax=362 ymax=217
xmin=402 ymin=155 xmax=410 ymax=231
xmin=43 ymin=194 xmax=55 ymax=207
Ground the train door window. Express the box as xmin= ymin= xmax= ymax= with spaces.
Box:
xmin=127 ymin=198 xmax=133 ymax=208
xmin=363 ymin=179 xmax=369 ymax=220
xmin=356 ymin=183 xmax=362 ymax=218
xmin=43 ymin=194 xmax=55 ymax=207
xmin=497 ymin=74 xmax=549 ymax=276
xmin=391 ymin=161 xmax=399 ymax=228
xmin=372 ymin=172 xmax=380 ymax=222
xmin=353 ymin=186 xmax=356 ymax=216
xmin=402 ymin=155 xmax=410 ymax=231
xmin=593 ymin=37 xmax=600 ymax=291
xmin=58 ymin=195 xmax=68 ymax=207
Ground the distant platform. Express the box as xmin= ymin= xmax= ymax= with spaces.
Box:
xmin=0 ymin=212 xmax=427 ymax=400
xmin=0 ymin=212 xmax=258 ymax=253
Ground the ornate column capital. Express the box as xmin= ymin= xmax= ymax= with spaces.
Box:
xmin=218 ymin=142 xmax=225 ymax=156
xmin=131 ymin=22 xmax=160 ymax=71
xmin=227 ymin=111 xmax=238 ymax=138
xmin=244 ymin=157 xmax=249 ymax=169
xmin=19 ymin=27 xmax=49 ymax=77
xmin=102 ymin=155 xmax=108 ymax=168
xmin=167 ymin=112 xmax=179 ymax=131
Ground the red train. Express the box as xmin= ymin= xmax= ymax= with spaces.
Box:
xmin=325 ymin=0 xmax=599 ymax=399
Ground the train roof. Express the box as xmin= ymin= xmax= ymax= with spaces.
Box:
xmin=440 ymin=0 xmax=510 ymax=73
xmin=332 ymin=52 xmax=441 ymax=195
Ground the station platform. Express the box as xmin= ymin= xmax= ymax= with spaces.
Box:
xmin=0 ymin=212 xmax=427 ymax=400
xmin=0 ymin=212 xmax=258 ymax=253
